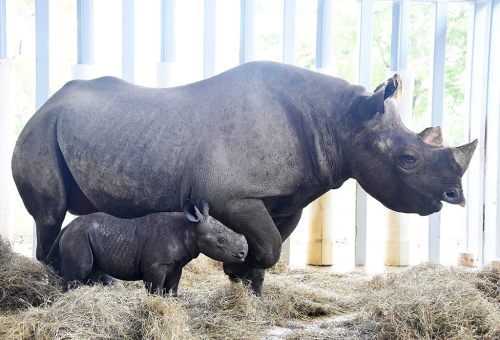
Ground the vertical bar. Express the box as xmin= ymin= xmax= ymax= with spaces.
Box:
xmin=0 ymin=0 xmax=6 ymax=59
xmin=390 ymin=0 xmax=408 ymax=71
xmin=484 ymin=0 xmax=500 ymax=263
xmin=161 ymin=0 xmax=176 ymax=63
xmin=315 ymin=0 xmax=333 ymax=69
xmin=467 ymin=0 xmax=492 ymax=267
xmin=358 ymin=0 xmax=372 ymax=88
xmin=77 ymin=0 xmax=93 ymax=65
xmin=0 ymin=0 xmax=12 ymax=241
xmin=35 ymin=0 xmax=49 ymax=257
xmin=355 ymin=0 xmax=373 ymax=266
xmin=203 ymin=0 xmax=216 ymax=78
xmin=428 ymin=1 xmax=448 ymax=263
xmin=36 ymin=0 xmax=49 ymax=110
xmin=280 ymin=0 xmax=296 ymax=263
xmin=282 ymin=0 xmax=295 ymax=65
xmin=122 ymin=0 xmax=135 ymax=82
xmin=239 ymin=0 xmax=255 ymax=64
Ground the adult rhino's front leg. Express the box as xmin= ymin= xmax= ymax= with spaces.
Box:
xmin=222 ymin=199 xmax=282 ymax=295
xmin=274 ymin=211 xmax=302 ymax=242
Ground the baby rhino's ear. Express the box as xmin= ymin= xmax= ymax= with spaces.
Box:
xmin=183 ymin=199 xmax=201 ymax=222
xmin=199 ymin=199 xmax=210 ymax=217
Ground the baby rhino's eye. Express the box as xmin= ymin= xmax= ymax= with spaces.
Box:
xmin=219 ymin=237 xmax=226 ymax=244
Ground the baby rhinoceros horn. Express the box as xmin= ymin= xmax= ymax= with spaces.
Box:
xmin=451 ymin=140 xmax=478 ymax=175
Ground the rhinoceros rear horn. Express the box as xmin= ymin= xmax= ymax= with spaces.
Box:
xmin=451 ymin=139 xmax=478 ymax=175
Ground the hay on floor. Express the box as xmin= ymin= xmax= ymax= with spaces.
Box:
xmin=0 ymin=237 xmax=62 ymax=311
xmin=1 ymin=236 xmax=499 ymax=340
xmin=0 ymin=285 xmax=189 ymax=340
xmin=357 ymin=263 xmax=500 ymax=339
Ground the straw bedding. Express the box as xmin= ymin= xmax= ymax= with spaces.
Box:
xmin=0 ymin=236 xmax=498 ymax=339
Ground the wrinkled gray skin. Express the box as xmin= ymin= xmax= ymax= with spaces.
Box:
xmin=46 ymin=200 xmax=248 ymax=295
xmin=12 ymin=61 xmax=477 ymax=295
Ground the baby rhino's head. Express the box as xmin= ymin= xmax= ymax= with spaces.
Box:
xmin=183 ymin=199 xmax=248 ymax=263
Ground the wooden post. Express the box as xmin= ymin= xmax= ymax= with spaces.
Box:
xmin=305 ymin=0 xmax=334 ymax=266
xmin=307 ymin=193 xmax=334 ymax=266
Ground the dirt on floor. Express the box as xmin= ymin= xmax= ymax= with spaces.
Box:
xmin=0 ymin=236 xmax=499 ymax=339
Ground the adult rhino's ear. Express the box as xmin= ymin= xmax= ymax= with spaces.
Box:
xmin=183 ymin=199 xmax=202 ymax=222
xmin=419 ymin=126 xmax=443 ymax=147
xmin=199 ymin=199 xmax=210 ymax=217
xmin=356 ymin=74 xmax=402 ymax=120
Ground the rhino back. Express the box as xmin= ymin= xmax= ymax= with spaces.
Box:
xmin=54 ymin=62 xmax=363 ymax=216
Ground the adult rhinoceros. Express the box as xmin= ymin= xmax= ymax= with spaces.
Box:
xmin=12 ymin=61 xmax=476 ymax=294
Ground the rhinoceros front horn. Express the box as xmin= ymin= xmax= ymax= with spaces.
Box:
xmin=451 ymin=139 xmax=478 ymax=175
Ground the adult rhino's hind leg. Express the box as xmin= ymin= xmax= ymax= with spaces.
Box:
xmin=11 ymin=111 xmax=69 ymax=261
xmin=222 ymin=199 xmax=282 ymax=295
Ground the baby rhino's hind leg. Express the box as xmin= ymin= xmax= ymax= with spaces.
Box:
xmin=59 ymin=228 xmax=94 ymax=288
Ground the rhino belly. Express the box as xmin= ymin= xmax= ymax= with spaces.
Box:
xmin=56 ymin=106 xmax=187 ymax=217
xmin=87 ymin=218 xmax=143 ymax=280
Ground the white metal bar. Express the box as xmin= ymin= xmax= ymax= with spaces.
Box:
xmin=466 ymin=0 xmax=492 ymax=266
xmin=315 ymin=0 xmax=333 ymax=69
xmin=390 ymin=0 xmax=409 ymax=72
xmin=160 ymin=0 xmax=176 ymax=63
xmin=0 ymin=0 xmax=6 ymax=58
xmin=158 ymin=0 xmax=176 ymax=87
xmin=428 ymin=1 xmax=448 ymax=263
xmin=239 ymin=0 xmax=255 ymax=64
xmin=34 ymin=0 xmax=49 ymax=258
xmin=282 ymin=0 xmax=296 ymax=65
xmin=0 ymin=60 xmax=13 ymax=241
xmin=203 ymin=0 xmax=216 ymax=78
xmin=483 ymin=0 xmax=500 ymax=263
xmin=122 ymin=0 xmax=135 ymax=82
xmin=355 ymin=0 xmax=373 ymax=266
xmin=77 ymin=0 xmax=93 ymax=65
xmin=36 ymin=0 xmax=49 ymax=109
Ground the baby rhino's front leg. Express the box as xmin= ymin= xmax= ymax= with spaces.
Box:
xmin=143 ymin=263 xmax=172 ymax=295
xmin=165 ymin=268 xmax=182 ymax=297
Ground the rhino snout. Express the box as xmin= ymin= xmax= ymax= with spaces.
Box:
xmin=236 ymin=249 xmax=247 ymax=260
xmin=233 ymin=237 xmax=248 ymax=261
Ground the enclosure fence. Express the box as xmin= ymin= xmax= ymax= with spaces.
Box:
xmin=0 ymin=0 xmax=498 ymax=267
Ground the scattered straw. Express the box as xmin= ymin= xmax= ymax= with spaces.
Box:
xmin=0 ymin=285 xmax=190 ymax=340
xmin=1 ymin=237 xmax=499 ymax=339
xmin=356 ymin=263 xmax=500 ymax=339
xmin=0 ymin=237 xmax=62 ymax=311
xmin=476 ymin=265 xmax=500 ymax=304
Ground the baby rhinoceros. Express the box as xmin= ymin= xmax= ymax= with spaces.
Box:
xmin=48 ymin=199 xmax=248 ymax=295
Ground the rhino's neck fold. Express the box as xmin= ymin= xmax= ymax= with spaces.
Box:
xmin=182 ymin=224 xmax=200 ymax=260
xmin=290 ymin=90 xmax=357 ymax=192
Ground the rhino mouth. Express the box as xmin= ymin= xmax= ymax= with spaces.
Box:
xmin=417 ymin=199 xmax=443 ymax=216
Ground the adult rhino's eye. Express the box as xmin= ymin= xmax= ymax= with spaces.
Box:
xmin=219 ymin=237 xmax=226 ymax=244
xmin=397 ymin=153 xmax=418 ymax=169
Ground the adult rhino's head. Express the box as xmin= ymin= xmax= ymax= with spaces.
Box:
xmin=183 ymin=199 xmax=248 ymax=262
xmin=346 ymin=75 xmax=477 ymax=216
